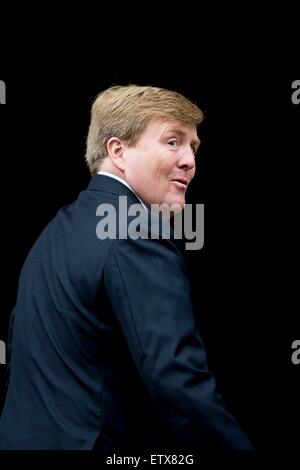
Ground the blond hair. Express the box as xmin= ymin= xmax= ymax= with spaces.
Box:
xmin=85 ymin=85 xmax=204 ymax=176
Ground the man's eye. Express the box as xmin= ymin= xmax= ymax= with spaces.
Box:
xmin=168 ymin=139 xmax=178 ymax=147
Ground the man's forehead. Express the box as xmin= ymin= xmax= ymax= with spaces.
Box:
xmin=148 ymin=118 xmax=199 ymax=139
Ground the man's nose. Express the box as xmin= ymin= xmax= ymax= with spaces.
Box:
xmin=178 ymin=147 xmax=195 ymax=170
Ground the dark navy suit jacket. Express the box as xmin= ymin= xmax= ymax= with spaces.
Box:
xmin=0 ymin=175 xmax=253 ymax=450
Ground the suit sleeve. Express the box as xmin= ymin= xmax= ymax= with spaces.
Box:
xmin=104 ymin=235 xmax=253 ymax=450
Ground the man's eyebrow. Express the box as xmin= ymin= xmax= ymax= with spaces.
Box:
xmin=163 ymin=127 xmax=201 ymax=147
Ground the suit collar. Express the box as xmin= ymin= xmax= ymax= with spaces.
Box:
xmin=87 ymin=174 xmax=142 ymax=206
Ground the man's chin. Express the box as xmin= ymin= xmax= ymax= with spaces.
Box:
xmin=168 ymin=196 xmax=185 ymax=212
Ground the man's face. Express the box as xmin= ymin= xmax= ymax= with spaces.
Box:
xmin=123 ymin=118 xmax=200 ymax=210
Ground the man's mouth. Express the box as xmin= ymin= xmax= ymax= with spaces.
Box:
xmin=171 ymin=178 xmax=188 ymax=189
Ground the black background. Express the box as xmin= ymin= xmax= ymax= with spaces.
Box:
xmin=0 ymin=54 xmax=299 ymax=464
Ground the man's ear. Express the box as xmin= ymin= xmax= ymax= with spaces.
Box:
xmin=106 ymin=137 xmax=126 ymax=171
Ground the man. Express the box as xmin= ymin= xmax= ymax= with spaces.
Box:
xmin=0 ymin=85 xmax=253 ymax=450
